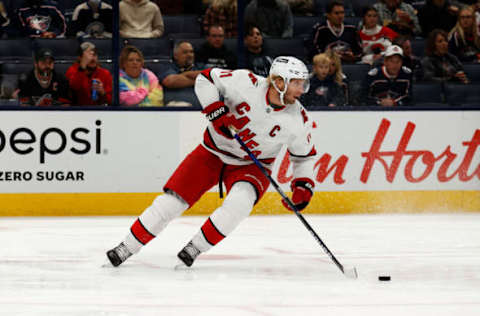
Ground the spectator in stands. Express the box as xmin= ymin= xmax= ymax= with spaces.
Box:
xmin=119 ymin=0 xmax=164 ymax=38
xmin=373 ymin=0 xmax=421 ymax=37
xmin=196 ymin=25 xmax=237 ymax=69
xmin=422 ymin=29 xmax=469 ymax=83
xmin=0 ymin=1 xmax=10 ymax=38
xmin=475 ymin=2 xmax=480 ymax=33
xmin=359 ymin=6 xmax=398 ymax=65
xmin=18 ymin=48 xmax=70 ymax=106
xmin=16 ymin=0 xmax=67 ymax=38
xmin=307 ymin=0 xmax=362 ymax=63
xmin=302 ymin=53 xmax=345 ymax=107
xmin=362 ymin=45 xmax=413 ymax=106
xmin=418 ymin=0 xmax=458 ymax=38
xmin=119 ymin=45 xmax=164 ymax=106
xmin=286 ymin=0 xmax=314 ymax=16
xmin=70 ymin=0 xmax=113 ymax=38
xmin=159 ymin=41 xmax=203 ymax=89
xmin=393 ymin=36 xmax=424 ymax=81
xmin=449 ymin=7 xmax=480 ymax=62
xmin=325 ymin=49 xmax=349 ymax=101
xmin=244 ymin=25 xmax=273 ymax=77
xmin=203 ymin=0 xmax=237 ymax=38
xmin=65 ymin=42 xmax=112 ymax=106
xmin=244 ymin=0 xmax=294 ymax=38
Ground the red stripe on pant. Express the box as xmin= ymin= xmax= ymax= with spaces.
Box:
xmin=201 ymin=217 xmax=226 ymax=246
xmin=130 ymin=219 xmax=156 ymax=245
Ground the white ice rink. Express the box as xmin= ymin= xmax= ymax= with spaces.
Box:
xmin=1 ymin=214 xmax=479 ymax=316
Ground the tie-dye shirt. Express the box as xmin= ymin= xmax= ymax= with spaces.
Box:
xmin=119 ymin=68 xmax=163 ymax=106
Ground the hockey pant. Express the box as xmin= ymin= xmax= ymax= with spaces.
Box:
xmin=124 ymin=144 xmax=270 ymax=254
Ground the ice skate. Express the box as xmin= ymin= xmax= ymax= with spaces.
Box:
xmin=106 ymin=242 xmax=132 ymax=267
xmin=176 ymin=241 xmax=201 ymax=267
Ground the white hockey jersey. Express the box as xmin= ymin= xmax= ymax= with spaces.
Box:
xmin=195 ymin=68 xmax=317 ymax=181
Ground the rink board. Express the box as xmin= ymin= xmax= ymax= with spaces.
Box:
xmin=0 ymin=110 xmax=478 ymax=215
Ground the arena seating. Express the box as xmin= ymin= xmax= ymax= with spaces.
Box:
xmin=263 ymin=37 xmax=306 ymax=61
xmin=351 ymin=0 xmax=377 ymax=17
xmin=172 ymin=38 xmax=237 ymax=56
xmin=293 ymin=16 xmax=318 ymax=38
xmin=463 ymin=64 xmax=480 ymax=82
xmin=163 ymin=87 xmax=201 ymax=108
xmin=123 ymin=38 xmax=172 ymax=61
xmin=163 ymin=15 xmax=202 ymax=37
xmin=0 ymin=39 xmax=34 ymax=61
xmin=445 ymin=83 xmax=480 ymax=106
xmin=412 ymin=82 xmax=444 ymax=106
xmin=411 ymin=39 xmax=426 ymax=58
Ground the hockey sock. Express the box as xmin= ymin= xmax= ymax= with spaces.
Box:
xmin=191 ymin=182 xmax=256 ymax=252
xmin=124 ymin=192 xmax=189 ymax=254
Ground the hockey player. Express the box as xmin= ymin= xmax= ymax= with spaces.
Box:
xmin=106 ymin=56 xmax=317 ymax=268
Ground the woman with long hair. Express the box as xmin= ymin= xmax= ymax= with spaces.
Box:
xmin=422 ymin=29 xmax=469 ymax=83
xmin=448 ymin=6 xmax=480 ymax=63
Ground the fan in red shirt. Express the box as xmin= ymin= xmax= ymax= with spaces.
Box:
xmin=359 ymin=6 xmax=398 ymax=65
xmin=65 ymin=41 xmax=112 ymax=106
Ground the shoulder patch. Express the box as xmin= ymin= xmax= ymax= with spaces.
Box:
xmin=402 ymin=66 xmax=412 ymax=74
xmin=368 ymin=68 xmax=378 ymax=76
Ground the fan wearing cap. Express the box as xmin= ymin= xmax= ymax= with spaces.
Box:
xmin=18 ymin=48 xmax=70 ymax=106
xmin=361 ymin=45 xmax=413 ymax=107
xmin=65 ymin=42 xmax=113 ymax=106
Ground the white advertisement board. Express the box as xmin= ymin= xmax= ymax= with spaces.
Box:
xmin=0 ymin=111 xmax=479 ymax=193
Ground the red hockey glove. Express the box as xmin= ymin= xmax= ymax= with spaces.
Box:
xmin=202 ymin=101 xmax=238 ymax=139
xmin=282 ymin=178 xmax=314 ymax=212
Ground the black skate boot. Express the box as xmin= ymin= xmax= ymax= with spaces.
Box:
xmin=177 ymin=241 xmax=201 ymax=267
xmin=106 ymin=242 xmax=132 ymax=267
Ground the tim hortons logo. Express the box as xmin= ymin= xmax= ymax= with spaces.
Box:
xmin=277 ymin=118 xmax=480 ymax=184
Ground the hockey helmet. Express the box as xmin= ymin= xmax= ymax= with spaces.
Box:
xmin=269 ymin=56 xmax=310 ymax=105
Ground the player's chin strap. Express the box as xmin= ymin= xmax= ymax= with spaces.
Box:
xmin=271 ymin=77 xmax=288 ymax=106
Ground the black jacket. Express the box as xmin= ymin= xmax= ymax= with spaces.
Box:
xmin=361 ymin=65 xmax=413 ymax=106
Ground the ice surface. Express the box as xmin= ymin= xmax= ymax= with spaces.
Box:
xmin=1 ymin=214 xmax=479 ymax=316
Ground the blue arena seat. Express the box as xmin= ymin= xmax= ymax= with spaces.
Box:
xmin=163 ymin=15 xmax=202 ymax=36
xmin=34 ymin=38 xmax=80 ymax=61
xmin=351 ymin=0 xmax=377 ymax=17
xmin=344 ymin=16 xmax=361 ymax=28
xmin=123 ymin=38 xmax=172 ymax=61
xmin=445 ymin=83 xmax=480 ymax=106
xmin=163 ymin=87 xmax=201 ymax=108
xmin=0 ymin=39 xmax=34 ymax=61
xmin=342 ymin=64 xmax=370 ymax=82
xmin=144 ymin=61 xmax=170 ymax=78
xmin=263 ymin=37 xmax=306 ymax=61
xmin=1 ymin=62 xmax=32 ymax=75
xmin=412 ymin=82 xmax=443 ymax=106
xmin=173 ymin=38 xmax=238 ymax=55
xmin=411 ymin=39 xmax=425 ymax=58
xmin=293 ymin=16 xmax=318 ymax=37
xmin=84 ymin=39 xmax=113 ymax=61
xmin=463 ymin=64 xmax=480 ymax=82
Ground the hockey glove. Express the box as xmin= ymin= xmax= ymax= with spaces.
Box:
xmin=282 ymin=178 xmax=314 ymax=212
xmin=202 ymin=101 xmax=239 ymax=139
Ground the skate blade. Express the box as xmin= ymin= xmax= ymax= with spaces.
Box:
xmin=174 ymin=260 xmax=191 ymax=270
xmin=101 ymin=260 xmax=115 ymax=268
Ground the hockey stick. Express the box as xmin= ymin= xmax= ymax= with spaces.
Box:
xmin=232 ymin=131 xmax=358 ymax=279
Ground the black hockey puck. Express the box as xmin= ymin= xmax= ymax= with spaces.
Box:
xmin=378 ymin=276 xmax=391 ymax=281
